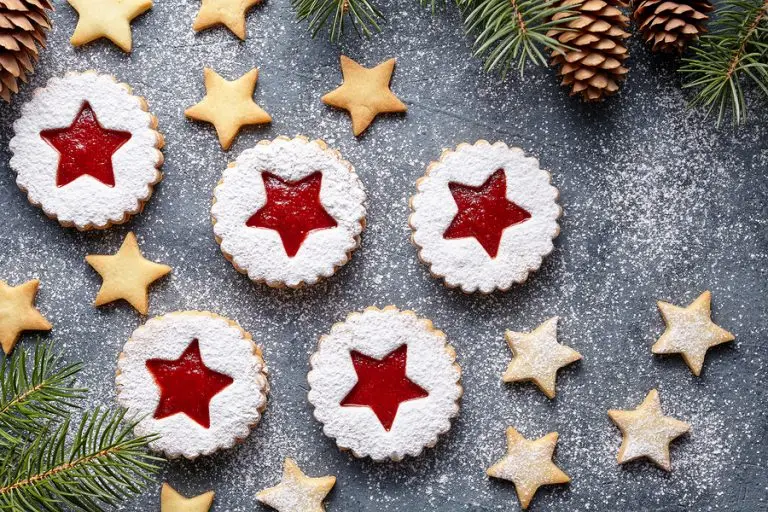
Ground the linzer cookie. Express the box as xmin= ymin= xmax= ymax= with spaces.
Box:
xmin=308 ymin=306 xmax=462 ymax=461
xmin=9 ymin=72 xmax=163 ymax=230
xmin=409 ymin=140 xmax=561 ymax=293
xmin=116 ymin=311 xmax=269 ymax=459
xmin=211 ymin=136 xmax=366 ymax=288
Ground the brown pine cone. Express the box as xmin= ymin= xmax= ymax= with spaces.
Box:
xmin=634 ymin=0 xmax=712 ymax=53
xmin=548 ymin=0 xmax=631 ymax=101
xmin=0 ymin=0 xmax=52 ymax=102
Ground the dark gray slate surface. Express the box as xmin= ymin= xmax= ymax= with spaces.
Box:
xmin=0 ymin=0 xmax=766 ymax=510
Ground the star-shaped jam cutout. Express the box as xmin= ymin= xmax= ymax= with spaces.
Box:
xmin=145 ymin=339 xmax=233 ymax=429
xmin=40 ymin=101 xmax=132 ymax=188
xmin=443 ymin=168 xmax=532 ymax=258
xmin=340 ymin=345 xmax=429 ymax=431
xmin=246 ymin=171 xmax=338 ymax=257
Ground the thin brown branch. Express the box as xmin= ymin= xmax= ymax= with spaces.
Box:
xmin=725 ymin=0 xmax=768 ymax=79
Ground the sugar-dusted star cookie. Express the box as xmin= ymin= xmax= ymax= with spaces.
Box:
xmin=322 ymin=55 xmax=407 ymax=136
xmin=502 ymin=317 xmax=581 ymax=399
xmin=160 ymin=483 xmax=214 ymax=512
xmin=257 ymin=458 xmax=336 ymax=512
xmin=0 ymin=279 xmax=52 ymax=354
xmin=185 ymin=67 xmax=271 ymax=150
xmin=193 ymin=0 xmax=262 ymax=39
xmin=487 ymin=427 xmax=571 ymax=510
xmin=67 ymin=0 xmax=152 ymax=52
xmin=652 ymin=290 xmax=734 ymax=376
xmin=86 ymin=232 xmax=171 ymax=314
xmin=608 ymin=389 xmax=690 ymax=471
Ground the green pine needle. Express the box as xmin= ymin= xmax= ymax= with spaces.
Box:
xmin=459 ymin=0 xmax=576 ymax=77
xmin=680 ymin=0 xmax=768 ymax=125
xmin=292 ymin=0 xmax=384 ymax=42
xmin=0 ymin=343 xmax=85 ymax=447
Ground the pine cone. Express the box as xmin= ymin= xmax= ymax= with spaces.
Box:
xmin=548 ymin=0 xmax=631 ymax=101
xmin=633 ymin=0 xmax=712 ymax=53
xmin=0 ymin=0 xmax=52 ymax=102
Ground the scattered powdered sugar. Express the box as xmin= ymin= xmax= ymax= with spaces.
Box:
xmin=9 ymin=72 xmax=162 ymax=229
xmin=410 ymin=141 xmax=561 ymax=293
xmin=308 ymin=306 xmax=461 ymax=461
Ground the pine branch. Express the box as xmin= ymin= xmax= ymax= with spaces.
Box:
xmin=459 ymin=0 xmax=577 ymax=76
xmin=0 ymin=408 xmax=162 ymax=511
xmin=680 ymin=0 xmax=768 ymax=125
xmin=0 ymin=343 xmax=85 ymax=447
xmin=292 ymin=0 xmax=384 ymax=42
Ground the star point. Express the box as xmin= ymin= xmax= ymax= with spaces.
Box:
xmin=322 ymin=55 xmax=407 ymax=136
xmin=67 ymin=0 xmax=152 ymax=52
xmin=185 ymin=67 xmax=271 ymax=150
xmin=160 ymin=482 xmax=214 ymax=512
xmin=257 ymin=458 xmax=336 ymax=512
xmin=443 ymin=169 xmax=531 ymax=258
xmin=192 ymin=0 xmax=262 ymax=39
xmin=487 ymin=427 xmax=571 ymax=510
xmin=0 ymin=279 xmax=52 ymax=354
xmin=86 ymin=232 xmax=171 ymax=314
xmin=608 ymin=389 xmax=690 ymax=471
xmin=652 ymin=290 xmax=734 ymax=376
xmin=502 ymin=317 xmax=581 ymax=399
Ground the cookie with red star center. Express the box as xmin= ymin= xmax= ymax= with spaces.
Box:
xmin=116 ymin=311 xmax=269 ymax=459
xmin=409 ymin=140 xmax=561 ymax=293
xmin=308 ymin=306 xmax=462 ymax=461
xmin=9 ymin=72 xmax=164 ymax=230
xmin=212 ymin=136 xmax=366 ymax=288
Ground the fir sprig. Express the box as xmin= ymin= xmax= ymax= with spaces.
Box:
xmin=0 ymin=343 xmax=84 ymax=446
xmin=459 ymin=0 xmax=576 ymax=76
xmin=680 ymin=0 xmax=768 ymax=125
xmin=292 ymin=0 xmax=384 ymax=42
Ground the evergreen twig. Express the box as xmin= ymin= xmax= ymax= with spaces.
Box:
xmin=680 ymin=0 xmax=768 ymax=125
xmin=292 ymin=0 xmax=384 ymax=42
xmin=459 ymin=0 xmax=577 ymax=76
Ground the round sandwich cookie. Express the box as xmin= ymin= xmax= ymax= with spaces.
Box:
xmin=211 ymin=136 xmax=366 ymax=288
xmin=308 ymin=306 xmax=462 ymax=461
xmin=409 ymin=140 xmax=561 ymax=293
xmin=9 ymin=71 xmax=164 ymax=230
xmin=116 ymin=311 xmax=269 ymax=459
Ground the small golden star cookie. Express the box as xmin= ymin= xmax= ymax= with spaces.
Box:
xmin=85 ymin=232 xmax=171 ymax=314
xmin=67 ymin=0 xmax=152 ymax=52
xmin=193 ymin=0 xmax=262 ymax=39
xmin=322 ymin=56 xmax=407 ymax=136
xmin=160 ymin=483 xmax=214 ymax=512
xmin=0 ymin=279 xmax=52 ymax=354
xmin=185 ymin=67 xmax=271 ymax=150
xmin=652 ymin=290 xmax=734 ymax=376
xmin=608 ymin=389 xmax=690 ymax=471
xmin=487 ymin=427 xmax=571 ymax=510
xmin=502 ymin=317 xmax=581 ymax=399
xmin=257 ymin=458 xmax=336 ymax=512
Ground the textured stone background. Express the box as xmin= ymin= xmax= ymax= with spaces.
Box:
xmin=0 ymin=0 xmax=766 ymax=510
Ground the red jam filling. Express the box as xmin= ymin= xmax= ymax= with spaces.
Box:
xmin=246 ymin=171 xmax=338 ymax=258
xmin=443 ymin=168 xmax=532 ymax=258
xmin=39 ymin=101 xmax=132 ymax=188
xmin=145 ymin=339 xmax=233 ymax=429
xmin=340 ymin=345 xmax=429 ymax=431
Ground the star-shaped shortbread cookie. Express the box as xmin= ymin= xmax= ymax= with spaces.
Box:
xmin=502 ymin=317 xmax=581 ymax=399
xmin=160 ymin=483 xmax=214 ymax=512
xmin=652 ymin=290 xmax=734 ymax=376
xmin=193 ymin=0 xmax=262 ymax=40
xmin=487 ymin=427 xmax=571 ymax=510
xmin=86 ymin=232 xmax=171 ymax=314
xmin=257 ymin=458 xmax=336 ymax=512
xmin=322 ymin=55 xmax=407 ymax=136
xmin=0 ymin=279 xmax=52 ymax=354
xmin=67 ymin=0 xmax=152 ymax=52
xmin=608 ymin=389 xmax=690 ymax=471
xmin=185 ymin=67 xmax=271 ymax=150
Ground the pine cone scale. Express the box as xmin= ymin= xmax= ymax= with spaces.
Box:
xmin=0 ymin=0 xmax=51 ymax=101
xmin=633 ymin=0 xmax=712 ymax=52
